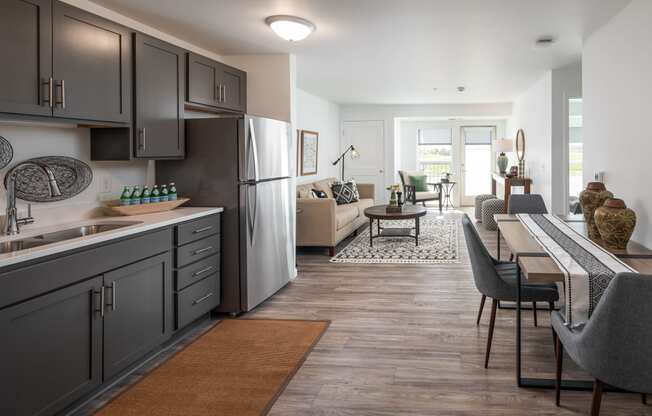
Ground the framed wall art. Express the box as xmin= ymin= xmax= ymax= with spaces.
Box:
xmin=299 ymin=130 xmax=319 ymax=176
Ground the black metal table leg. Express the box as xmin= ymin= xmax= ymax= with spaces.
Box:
xmin=415 ymin=217 xmax=420 ymax=246
xmin=516 ymin=256 xmax=523 ymax=387
xmin=497 ymin=228 xmax=501 ymax=260
xmin=369 ymin=218 xmax=373 ymax=247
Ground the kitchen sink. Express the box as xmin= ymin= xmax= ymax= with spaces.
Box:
xmin=0 ymin=221 xmax=143 ymax=254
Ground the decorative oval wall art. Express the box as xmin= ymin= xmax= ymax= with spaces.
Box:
xmin=4 ymin=156 xmax=93 ymax=202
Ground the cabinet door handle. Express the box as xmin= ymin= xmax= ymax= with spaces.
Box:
xmin=192 ymin=292 xmax=213 ymax=305
xmin=42 ymin=77 xmax=53 ymax=108
xmin=138 ymin=128 xmax=146 ymax=150
xmin=106 ymin=281 xmax=117 ymax=311
xmin=55 ymin=79 xmax=66 ymax=109
xmin=192 ymin=225 xmax=213 ymax=234
xmin=95 ymin=286 xmax=105 ymax=317
xmin=192 ymin=265 xmax=214 ymax=277
xmin=193 ymin=246 xmax=213 ymax=255
xmin=215 ymin=84 xmax=221 ymax=102
xmin=222 ymin=85 xmax=226 ymax=102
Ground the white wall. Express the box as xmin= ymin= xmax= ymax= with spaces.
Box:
xmin=61 ymin=0 xmax=222 ymax=61
xmin=583 ymin=0 xmax=652 ymax=247
xmin=341 ymin=103 xmax=512 ymax=192
xmin=0 ymin=123 xmax=151 ymax=229
xmin=507 ymin=73 xmax=553 ymax=208
xmin=295 ymin=89 xmax=341 ymax=185
xmin=222 ymin=54 xmax=295 ymax=123
xmin=507 ymin=61 xmax=581 ymax=214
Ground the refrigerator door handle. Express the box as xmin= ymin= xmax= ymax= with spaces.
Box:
xmin=247 ymin=184 xmax=258 ymax=247
xmin=248 ymin=118 xmax=260 ymax=182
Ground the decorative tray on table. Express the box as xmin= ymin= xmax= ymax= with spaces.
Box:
xmin=103 ymin=198 xmax=189 ymax=216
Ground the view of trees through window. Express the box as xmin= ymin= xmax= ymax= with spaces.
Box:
xmin=417 ymin=144 xmax=452 ymax=182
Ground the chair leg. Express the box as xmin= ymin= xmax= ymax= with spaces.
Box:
xmin=509 ymin=254 xmax=514 ymax=262
xmin=642 ymin=394 xmax=647 ymax=405
xmin=422 ymin=202 xmax=426 ymax=207
xmin=484 ymin=299 xmax=498 ymax=369
xmin=532 ymin=302 xmax=538 ymax=327
xmin=328 ymin=247 xmax=335 ymax=257
xmin=476 ymin=294 xmax=486 ymax=326
xmin=550 ymin=302 xmax=556 ymax=355
xmin=591 ymin=379 xmax=603 ymax=416
xmin=555 ymin=332 xmax=563 ymax=406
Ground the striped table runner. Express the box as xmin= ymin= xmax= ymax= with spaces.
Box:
xmin=517 ymin=214 xmax=635 ymax=328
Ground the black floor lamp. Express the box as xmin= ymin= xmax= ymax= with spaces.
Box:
xmin=332 ymin=145 xmax=360 ymax=181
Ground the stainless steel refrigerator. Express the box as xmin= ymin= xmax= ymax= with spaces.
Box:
xmin=157 ymin=115 xmax=296 ymax=314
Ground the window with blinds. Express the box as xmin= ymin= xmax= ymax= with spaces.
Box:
xmin=416 ymin=128 xmax=452 ymax=182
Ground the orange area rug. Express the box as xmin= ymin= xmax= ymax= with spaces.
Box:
xmin=95 ymin=319 xmax=329 ymax=416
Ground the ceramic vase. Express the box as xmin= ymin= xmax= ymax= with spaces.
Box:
xmin=389 ymin=190 xmax=398 ymax=206
xmin=579 ymin=182 xmax=613 ymax=239
xmin=496 ymin=153 xmax=509 ymax=174
xmin=594 ymin=198 xmax=636 ymax=249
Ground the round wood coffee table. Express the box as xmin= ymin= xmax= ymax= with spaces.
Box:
xmin=363 ymin=205 xmax=427 ymax=247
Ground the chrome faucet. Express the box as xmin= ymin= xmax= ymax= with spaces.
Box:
xmin=4 ymin=162 xmax=62 ymax=235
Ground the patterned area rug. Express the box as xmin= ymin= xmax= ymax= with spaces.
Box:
xmin=331 ymin=214 xmax=459 ymax=264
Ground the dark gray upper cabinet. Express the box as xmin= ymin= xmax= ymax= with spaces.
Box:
xmin=187 ymin=52 xmax=220 ymax=108
xmin=187 ymin=52 xmax=246 ymax=113
xmin=0 ymin=0 xmax=131 ymax=124
xmin=219 ymin=63 xmax=247 ymax=112
xmin=0 ymin=276 xmax=103 ymax=416
xmin=52 ymin=1 xmax=132 ymax=123
xmin=0 ymin=0 xmax=53 ymax=117
xmin=103 ymin=252 xmax=172 ymax=380
xmin=134 ymin=33 xmax=185 ymax=159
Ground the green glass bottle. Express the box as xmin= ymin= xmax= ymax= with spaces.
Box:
xmin=141 ymin=186 xmax=151 ymax=204
xmin=160 ymin=184 xmax=169 ymax=202
xmin=130 ymin=185 xmax=141 ymax=205
xmin=168 ymin=182 xmax=177 ymax=200
xmin=151 ymin=185 xmax=160 ymax=203
xmin=120 ymin=186 xmax=131 ymax=206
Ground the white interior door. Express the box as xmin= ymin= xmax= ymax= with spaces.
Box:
xmin=342 ymin=121 xmax=385 ymax=203
xmin=460 ymin=126 xmax=495 ymax=206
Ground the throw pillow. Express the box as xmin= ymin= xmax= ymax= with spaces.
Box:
xmin=331 ymin=181 xmax=359 ymax=205
xmin=297 ymin=187 xmax=315 ymax=199
xmin=409 ymin=175 xmax=428 ymax=192
xmin=312 ymin=189 xmax=328 ymax=198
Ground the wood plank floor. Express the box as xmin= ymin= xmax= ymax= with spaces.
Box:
xmin=77 ymin=208 xmax=651 ymax=415
xmin=251 ymin=209 xmax=651 ymax=416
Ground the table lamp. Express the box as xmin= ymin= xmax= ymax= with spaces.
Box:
xmin=494 ymin=138 xmax=513 ymax=174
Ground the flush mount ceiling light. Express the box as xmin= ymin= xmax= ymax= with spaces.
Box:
xmin=457 ymin=86 xmax=466 ymax=92
xmin=265 ymin=15 xmax=315 ymax=42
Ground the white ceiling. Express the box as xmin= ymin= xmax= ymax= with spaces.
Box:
xmin=91 ymin=0 xmax=631 ymax=104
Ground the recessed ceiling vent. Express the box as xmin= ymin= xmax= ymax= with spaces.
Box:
xmin=534 ymin=36 xmax=556 ymax=48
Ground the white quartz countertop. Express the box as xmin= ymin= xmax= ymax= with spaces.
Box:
xmin=0 ymin=207 xmax=223 ymax=269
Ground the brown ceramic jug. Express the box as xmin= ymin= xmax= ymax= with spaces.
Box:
xmin=579 ymin=182 xmax=613 ymax=239
xmin=594 ymin=198 xmax=636 ymax=249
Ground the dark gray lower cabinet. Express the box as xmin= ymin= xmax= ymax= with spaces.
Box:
xmin=103 ymin=252 xmax=172 ymax=380
xmin=0 ymin=276 xmax=103 ymax=416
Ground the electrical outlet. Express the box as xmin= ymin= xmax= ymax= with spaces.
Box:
xmin=100 ymin=176 xmax=112 ymax=194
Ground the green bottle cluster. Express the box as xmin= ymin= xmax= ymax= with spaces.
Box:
xmin=120 ymin=182 xmax=177 ymax=206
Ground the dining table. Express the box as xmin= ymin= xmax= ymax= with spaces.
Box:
xmin=495 ymin=213 xmax=652 ymax=391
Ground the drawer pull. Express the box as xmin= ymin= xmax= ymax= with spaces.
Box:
xmin=193 ymin=246 xmax=213 ymax=255
xmin=193 ymin=265 xmax=215 ymax=277
xmin=192 ymin=226 xmax=214 ymax=234
xmin=192 ymin=292 xmax=214 ymax=305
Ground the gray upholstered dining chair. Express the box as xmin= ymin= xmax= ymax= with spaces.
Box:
xmin=506 ymin=194 xmax=549 ymax=323
xmin=462 ymin=215 xmax=559 ymax=368
xmin=507 ymin=194 xmax=548 ymax=215
xmin=553 ymin=273 xmax=652 ymax=415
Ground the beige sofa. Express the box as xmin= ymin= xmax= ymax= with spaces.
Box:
xmin=296 ymin=177 xmax=375 ymax=256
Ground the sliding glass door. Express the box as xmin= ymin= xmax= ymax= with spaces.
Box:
xmin=460 ymin=126 xmax=495 ymax=206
